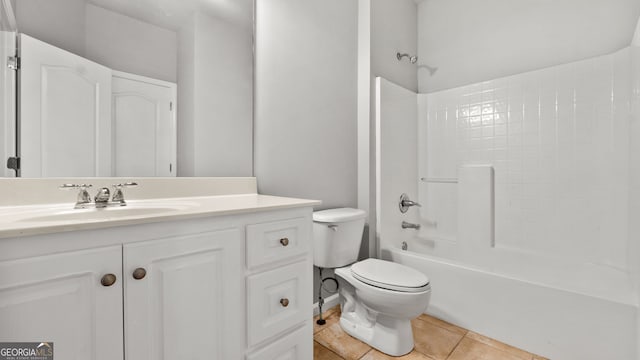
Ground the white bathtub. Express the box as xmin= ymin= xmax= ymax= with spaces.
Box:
xmin=382 ymin=246 xmax=638 ymax=360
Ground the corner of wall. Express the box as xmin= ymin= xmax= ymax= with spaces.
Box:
xmin=630 ymin=42 xmax=640 ymax=360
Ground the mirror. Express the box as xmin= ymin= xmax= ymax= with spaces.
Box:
xmin=1 ymin=0 xmax=254 ymax=177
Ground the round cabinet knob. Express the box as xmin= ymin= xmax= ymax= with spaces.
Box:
xmin=280 ymin=298 xmax=290 ymax=307
xmin=280 ymin=238 xmax=289 ymax=246
xmin=101 ymin=274 xmax=117 ymax=287
xmin=132 ymin=268 xmax=147 ymax=280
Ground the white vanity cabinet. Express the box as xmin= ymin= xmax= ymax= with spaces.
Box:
xmin=0 ymin=245 xmax=124 ymax=360
xmin=0 ymin=206 xmax=314 ymax=360
xmin=245 ymin=216 xmax=313 ymax=359
xmin=123 ymin=228 xmax=244 ymax=360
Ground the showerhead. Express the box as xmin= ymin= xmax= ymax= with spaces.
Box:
xmin=397 ymin=52 xmax=418 ymax=64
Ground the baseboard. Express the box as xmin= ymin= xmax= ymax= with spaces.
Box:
xmin=313 ymin=293 xmax=340 ymax=316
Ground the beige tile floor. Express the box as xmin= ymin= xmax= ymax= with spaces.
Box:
xmin=313 ymin=306 xmax=549 ymax=360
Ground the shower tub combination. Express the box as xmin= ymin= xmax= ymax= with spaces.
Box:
xmin=383 ymin=246 xmax=636 ymax=360
xmin=374 ymin=35 xmax=640 ymax=359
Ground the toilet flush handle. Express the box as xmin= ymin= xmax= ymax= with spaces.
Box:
xmin=328 ymin=224 xmax=338 ymax=231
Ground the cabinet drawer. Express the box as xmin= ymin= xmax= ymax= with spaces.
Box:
xmin=246 ymin=324 xmax=312 ymax=360
xmin=247 ymin=260 xmax=311 ymax=346
xmin=246 ymin=217 xmax=308 ymax=268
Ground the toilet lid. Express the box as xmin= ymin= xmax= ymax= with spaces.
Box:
xmin=351 ymin=259 xmax=430 ymax=293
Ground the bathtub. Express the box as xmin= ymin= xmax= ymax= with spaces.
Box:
xmin=382 ymin=246 xmax=638 ymax=360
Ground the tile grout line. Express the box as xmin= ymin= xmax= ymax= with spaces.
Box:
xmin=357 ymin=348 xmax=375 ymax=360
xmin=314 ymin=340 xmax=347 ymax=360
xmin=413 ymin=348 xmax=439 ymax=360
xmin=443 ymin=331 xmax=468 ymax=360
xmin=413 ymin=316 xmax=467 ymax=360
xmin=315 ymin=311 xmax=542 ymax=360
xmin=414 ymin=315 xmax=467 ymax=336
xmin=463 ymin=331 xmax=536 ymax=360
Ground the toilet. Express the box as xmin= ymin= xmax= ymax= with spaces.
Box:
xmin=313 ymin=208 xmax=431 ymax=356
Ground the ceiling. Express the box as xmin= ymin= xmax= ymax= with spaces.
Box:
xmin=87 ymin=0 xmax=253 ymax=31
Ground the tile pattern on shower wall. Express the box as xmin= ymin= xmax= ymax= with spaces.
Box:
xmin=421 ymin=48 xmax=631 ymax=269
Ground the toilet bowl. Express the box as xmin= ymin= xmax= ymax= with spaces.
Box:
xmin=334 ymin=259 xmax=431 ymax=356
xmin=312 ymin=208 xmax=432 ymax=356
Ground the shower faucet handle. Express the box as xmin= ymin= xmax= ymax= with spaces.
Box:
xmin=399 ymin=193 xmax=421 ymax=213
xmin=402 ymin=199 xmax=421 ymax=207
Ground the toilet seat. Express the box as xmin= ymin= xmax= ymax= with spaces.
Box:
xmin=351 ymin=259 xmax=430 ymax=293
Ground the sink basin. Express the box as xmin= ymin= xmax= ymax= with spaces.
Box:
xmin=18 ymin=201 xmax=199 ymax=223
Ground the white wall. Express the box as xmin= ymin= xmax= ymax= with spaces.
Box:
xmin=84 ymin=4 xmax=177 ymax=82
xmin=418 ymin=0 xmax=640 ymax=92
xmin=254 ymin=0 xmax=358 ymax=304
xmin=0 ymin=31 xmax=15 ymax=177
xmin=254 ymin=0 xmax=358 ymax=208
xmin=631 ymin=35 xmax=640 ymax=358
xmin=177 ymin=12 xmax=253 ymax=177
xmin=177 ymin=17 xmax=196 ymax=177
xmin=371 ymin=0 xmax=417 ymax=92
xmin=14 ymin=0 xmax=86 ymax=57
xmin=16 ymin=2 xmax=177 ymax=83
xmin=194 ymin=13 xmax=253 ymax=177
xmin=357 ymin=0 xmax=373 ymax=257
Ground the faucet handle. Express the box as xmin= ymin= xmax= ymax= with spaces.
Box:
xmin=111 ymin=182 xmax=138 ymax=205
xmin=112 ymin=182 xmax=138 ymax=189
xmin=399 ymin=193 xmax=421 ymax=213
xmin=59 ymin=183 xmax=93 ymax=190
xmin=60 ymin=184 xmax=93 ymax=208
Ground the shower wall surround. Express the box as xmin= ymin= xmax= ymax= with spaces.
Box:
xmin=419 ymin=47 xmax=632 ymax=272
xmin=370 ymin=45 xmax=640 ymax=359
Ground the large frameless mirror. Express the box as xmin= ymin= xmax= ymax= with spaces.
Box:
xmin=0 ymin=0 xmax=253 ymax=178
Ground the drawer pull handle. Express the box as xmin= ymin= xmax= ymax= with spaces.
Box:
xmin=101 ymin=274 xmax=117 ymax=287
xmin=280 ymin=238 xmax=289 ymax=246
xmin=280 ymin=298 xmax=290 ymax=307
xmin=132 ymin=268 xmax=147 ymax=280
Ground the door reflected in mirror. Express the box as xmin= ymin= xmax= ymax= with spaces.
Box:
xmin=1 ymin=0 xmax=254 ymax=177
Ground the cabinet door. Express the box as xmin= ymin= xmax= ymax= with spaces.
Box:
xmin=0 ymin=246 xmax=123 ymax=360
xmin=124 ymin=228 xmax=244 ymax=360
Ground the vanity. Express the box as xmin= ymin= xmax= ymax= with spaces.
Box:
xmin=0 ymin=178 xmax=320 ymax=360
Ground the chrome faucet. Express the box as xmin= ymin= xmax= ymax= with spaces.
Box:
xmin=399 ymin=193 xmax=421 ymax=213
xmin=402 ymin=221 xmax=421 ymax=230
xmin=94 ymin=187 xmax=111 ymax=207
xmin=60 ymin=182 xmax=138 ymax=209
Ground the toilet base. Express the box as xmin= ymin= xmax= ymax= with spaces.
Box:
xmin=339 ymin=309 xmax=415 ymax=356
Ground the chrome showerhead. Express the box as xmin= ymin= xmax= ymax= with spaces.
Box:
xmin=397 ymin=52 xmax=418 ymax=64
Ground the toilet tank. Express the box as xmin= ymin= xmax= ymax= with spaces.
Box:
xmin=313 ymin=208 xmax=367 ymax=268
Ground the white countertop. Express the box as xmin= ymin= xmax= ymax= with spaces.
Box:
xmin=0 ymin=194 xmax=321 ymax=239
